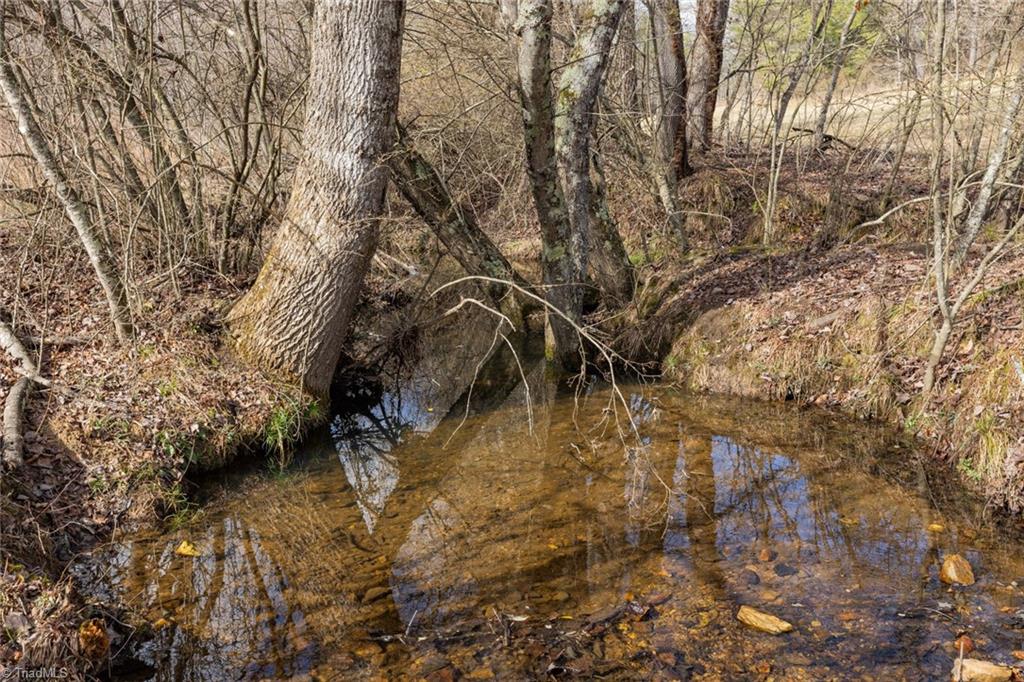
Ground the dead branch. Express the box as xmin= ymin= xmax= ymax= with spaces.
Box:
xmin=1 ymin=316 xmax=43 ymax=469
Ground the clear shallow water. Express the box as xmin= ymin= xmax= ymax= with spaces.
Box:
xmin=86 ymin=336 xmax=1024 ymax=680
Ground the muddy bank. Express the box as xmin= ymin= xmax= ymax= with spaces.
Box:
xmin=624 ymin=245 xmax=1024 ymax=515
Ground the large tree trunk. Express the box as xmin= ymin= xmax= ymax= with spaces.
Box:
xmin=0 ymin=14 xmax=134 ymax=342
xmin=587 ymin=141 xmax=634 ymax=305
xmin=226 ymin=0 xmax=405 ymax=397
xmin=650 ymin=0 xmax=691 ymax=179
xmin=687 ymin=0 xmax=730 ymax=151
xmin=508 ymin=0 xmax=581 ymax=367
xmin=553 ymin=0 xmax=625 ymax=363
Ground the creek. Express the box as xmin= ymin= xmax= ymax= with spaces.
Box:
xmin=82 ymin=317 xmax=1024 ymax=680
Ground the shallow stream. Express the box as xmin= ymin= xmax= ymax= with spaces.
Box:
xmin=85 ymin=326 xmax=1024 ymax=680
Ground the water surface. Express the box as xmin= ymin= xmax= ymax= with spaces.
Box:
xmin=91 ymin=336 xmax=1024 ymax=680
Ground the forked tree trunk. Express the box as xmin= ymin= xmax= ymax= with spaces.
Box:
xmin=554 ymin=0 xmax=625 ymax=356
xmin=688 ymin=0 xmax=730 ymax=151
xmin=0 ymin=15 xmax=134 ymax=342
xmin=226 ymin=0 xmax=405 ymax=397
xmin=507 ymin=0 xmax=581 ymax=367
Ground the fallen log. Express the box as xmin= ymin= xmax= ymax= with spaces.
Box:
xmin=1 ymin=316 xmax=43 ymax=468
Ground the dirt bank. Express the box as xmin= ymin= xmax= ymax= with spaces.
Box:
xmin=622 ymin=244 xmax=1024 ymax=515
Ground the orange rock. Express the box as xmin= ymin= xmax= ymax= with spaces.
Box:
xmin=758 ymin=548 xmax=777 ymax=562
xmin=1011 ymin=650 xmax=1024 ymax=660
xmin=736 ymin=605 xmax=793 ymax=634
xmin=954 ymin=634 xmax=975 ymax=654
xmin=939 ymin=554 xmax=975 ymax=585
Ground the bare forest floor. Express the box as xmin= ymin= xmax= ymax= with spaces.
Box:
xmin=1 ymin=152 xmax=1022 ymax=675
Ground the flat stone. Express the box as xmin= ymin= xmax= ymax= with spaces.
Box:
xmin=736 ymin=605 xmax=793 ymax=634
xmin=940 ymin=554 xmax=976 ymax=586
xmin=950 ymin=659 xmax=1013 ymax=682
xmin=361 ymin=586 xmax=391 ymax=604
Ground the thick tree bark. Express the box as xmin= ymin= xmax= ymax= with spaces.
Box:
xmin=509 ymin=0 xmax=581 ymax=367
xmin=587 ymin=143 xmax=634 ymax=304
xmin=650 ymin=0 xmax=691 ymax=179
xmin=390 ymin=123 xmax=531 ymax=320
xmin=553 ymin=0 xmax=625 ymax=359
xmin=0 ymin=15 xmax=134 ymax=342
xmin=687 ymin=0 xmax=730 ymax=151
xmin=226 ymin=0 xmax=405 ymax=397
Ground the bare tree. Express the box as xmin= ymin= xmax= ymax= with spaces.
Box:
xmin=227 ymin=0 xmax=405 ymax=396
xmin=0 ymin=7 xmax=133 ymax=341
xmin=812 ymin=1 xmax=863 ymax=150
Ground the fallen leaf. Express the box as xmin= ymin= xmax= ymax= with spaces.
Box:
xmin=174 ymin=540 xmax=200 ymax=557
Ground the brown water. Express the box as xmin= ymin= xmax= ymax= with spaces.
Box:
xmin=87 ymin=338 xmax=1024 ymax=680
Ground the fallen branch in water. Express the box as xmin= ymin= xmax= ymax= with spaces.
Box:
xmin=1 ymin=314 xmax=44 ymax=468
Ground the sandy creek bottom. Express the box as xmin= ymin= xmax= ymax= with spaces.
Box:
xmin=81 ymin=331 xmax=1024 ymax=681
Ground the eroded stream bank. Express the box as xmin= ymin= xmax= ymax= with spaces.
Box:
xmin=77 ymin=324 xmax=1024 ymax=681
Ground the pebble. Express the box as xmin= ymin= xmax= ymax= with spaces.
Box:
xmin=361 ymin=586 xmax=390 ymax=604
xmin=740 ymin=568 xmax=761 ymax=586
xmin=774 ymin=563 xmax=798 ymax=577
xmin=939 ymin=554 xmax=976 ymax=586
xmin=758 ymin=548 xmax=778 ymax=562
xmin=736 ymin=605 xmax=794 ymax=634
xmin=950 ymin=658 xmax=1014 ymax=682
xmin=953 ymin=634 xmax=975 ymax=655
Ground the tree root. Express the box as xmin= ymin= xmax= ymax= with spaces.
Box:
xmin=1 ymin=316 xmax=42 ymax=469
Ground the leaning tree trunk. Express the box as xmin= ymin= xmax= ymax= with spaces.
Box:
xmin=953 ymin=59 xmax=1024 ymax=266
xmin=553 ymin=0 xmax=625 ymax=364
xmin=226 ymin=0 xmax=405 ymax=397
xmin=0 ymin=14 xmax=134 ymax=342
xmin=390 ymin=123 xmax=532 ymax=321
xmin=687 ymin=0 xmax=730 ymax=151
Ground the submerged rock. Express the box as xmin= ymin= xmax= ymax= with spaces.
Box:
xmin=774 ymin=563 xmax=798 ymax=577
xmin=740 ymin=568 xmax=761 ymax=585
xmin=949 ymin=658 xmax=1014 ymax=682
xmin=736 ymin=605 xmax=793 ymax=634
xmin=940 ymin=554 xmax=976 ymax=585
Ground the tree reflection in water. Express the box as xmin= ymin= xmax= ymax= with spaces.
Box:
xmin=94 ymin=375 xmax=1024 ymax=680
